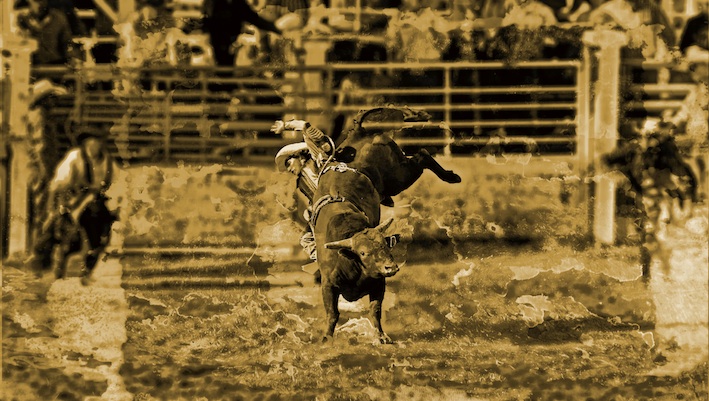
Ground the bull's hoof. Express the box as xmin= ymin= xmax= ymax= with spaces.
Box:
xmin=441 ymin=171 xmax=462 ymax=184
xmin=80 ymin=275 xmax=95 ymax=286
xmin=379 ymin=334 xmax=394 ymax=344
xmin=322 ymin=335 xmax=333 ymax=344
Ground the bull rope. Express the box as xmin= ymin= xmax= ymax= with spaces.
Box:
xmin=308 ymin=162 xmax=372 ymax=230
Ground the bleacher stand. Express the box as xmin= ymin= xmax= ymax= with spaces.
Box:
xmin=14 ymin=0 xmax=704 ymax=161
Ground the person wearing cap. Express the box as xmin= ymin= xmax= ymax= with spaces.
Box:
xmin=28 ymin=127 xmax=120 ymax=285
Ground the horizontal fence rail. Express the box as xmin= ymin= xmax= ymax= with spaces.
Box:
xmin=324 ymin=60 xmax=583 ymax=162
xmin=620 ymin=59 xmax=692 ymax=123
xmin=31 ymin=59 xmax=594 ymax=167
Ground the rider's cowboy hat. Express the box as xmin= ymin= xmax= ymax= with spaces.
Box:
xmin=275 ymin=142 xmax=309 ymax=172
xmin=75 ymin=126 xmax=108 ymax=143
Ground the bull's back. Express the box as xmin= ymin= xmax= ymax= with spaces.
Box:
xmin=313 ymin=168 xmax=381 ymax=226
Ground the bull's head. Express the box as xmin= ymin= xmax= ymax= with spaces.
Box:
xmin=324 ymin=218 xmax=400 ymax=278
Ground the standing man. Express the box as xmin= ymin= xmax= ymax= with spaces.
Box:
xmin=202 ymin=0 xmax=283 ymax=67
xmin=28 ymin=127 xmax=120 ymax=285
xmin=16 ymin=0 xmax=73 ymax=65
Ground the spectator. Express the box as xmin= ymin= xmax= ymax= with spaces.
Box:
xmin=678 ymin=1 xmax=708 ymax=54
xmin=49 ymin=0 xmax=87 ymax=36
xmin=479 ymin=0 xmax=516 ymax=19
xmin=119 ymin=0 xmax=183 ymax=67
xmin=386 ymin=0 xmax=451 ymax=63
xmin=262 ymin=0 xmax=310 ymax=29
xmin=258 ymin=0 xmax=311 ymax=65
xmin=575 ymin=0 xmax=606 ymax=22
xmin=588 ymin=0 xmax=675 ymax=58
xmin=361 ymin=0 xmax=401 ymax=32
xmin=202 ymin=0 xmax=283 ymax=67
xmin=16 ymin=0 xmax=73 ymax=65
xmin=14 ymin=0 xmax=86 ymax=36
xmin=502 ymin=0 xmax=557 ymax=29
xmin=538 ymin=0 xmax=592 ymax=22
xmin=134 ymin=0 xmax=174 ymax=38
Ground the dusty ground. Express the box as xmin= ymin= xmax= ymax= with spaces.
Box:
xmin=2 ymin=206 xmax=707 ymax=401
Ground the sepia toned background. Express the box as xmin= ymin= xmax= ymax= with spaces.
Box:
xmin=2 ymin=0 xmax=708 ymax=399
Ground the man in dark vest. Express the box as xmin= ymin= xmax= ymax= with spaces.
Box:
xmin=29 ymin=127 xmax=120 ymax=285
xmin=202 ymin=0 xmax=283 ymax=67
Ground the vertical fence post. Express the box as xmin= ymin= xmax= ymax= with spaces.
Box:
xmin=576 ymin=52 xmax=592 ymax=232
xmin=1 ymin=34 xmax=37 ymax=260
xmin=164 ymin=91 xmax=172 ymax=162
xmin=582 ymin=30 xmax=628 ymax=245
xmin=443 ymin=65 xmax=452 ymax=157
xmin=302 ymin=38 xmax=331 ymax=130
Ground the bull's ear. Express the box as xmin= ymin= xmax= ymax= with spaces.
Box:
xmin=325 ymin=237 xmax=354 ymax=251
xmin=376 ymin=218 xmax=394 ymax=233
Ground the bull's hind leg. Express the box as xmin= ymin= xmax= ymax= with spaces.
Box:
xmin=369 ymin=279 xmax=393 ymax=344
xmin=55 ymin=251 xmax=69 ymax=279
xmin=322 ymin=284 xmax=340 ymax=342
xmin=413 ymin=149 xmax=461 ymax=184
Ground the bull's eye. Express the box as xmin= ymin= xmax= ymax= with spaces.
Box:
xmin=360 ymin=251 xmax=366 ymax=256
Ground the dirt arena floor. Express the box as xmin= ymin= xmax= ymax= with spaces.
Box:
xmin=3 ymin=206 xmax=707 ymax=400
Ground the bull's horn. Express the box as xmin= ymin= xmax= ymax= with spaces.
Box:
xmin=376 ymin=218 xmax=394 ymax=232
xmin=325 ymin=237 xmax=354 ymax=250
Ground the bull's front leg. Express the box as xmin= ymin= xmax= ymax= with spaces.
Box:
xmin=321 ymin=284 xmax=340 ymax=342
xmin=412 ymin=149 xmax=461 ymax=184
xmin=368 ymin=280 xmax=393 ymax=344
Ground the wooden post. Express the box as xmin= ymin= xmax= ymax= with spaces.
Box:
xmin=582 ymin=30 xmax=628 ymax=245
xmin=575 ymin=49 xmax=592 ymax=235
xmin=301 ymin=37 xmax=331 ymax=130
xmin=576 ymin=55 xmax=591 ymax=180
xmin=117 ymin=0 xmax=135 ymax=22
xmin=1 ymin=33 xmax=37 ymax=260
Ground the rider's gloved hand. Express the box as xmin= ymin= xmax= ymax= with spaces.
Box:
xmin=271 ymin=120 xmax=286 ymax=134
xmin=284 ymin=119 xmax=308 ymax=131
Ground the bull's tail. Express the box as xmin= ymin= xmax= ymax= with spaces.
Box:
xmin=331 ymin=113 xmax=347 ymax=147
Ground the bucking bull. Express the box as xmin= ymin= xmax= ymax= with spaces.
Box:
xmin=274 ymin=107 xmax=461 ymax=343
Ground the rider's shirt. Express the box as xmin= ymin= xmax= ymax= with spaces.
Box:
xmin=49 ymin=148 xmax=118 ymax=211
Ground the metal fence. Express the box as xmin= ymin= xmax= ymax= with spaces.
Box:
xmin=34 ymin=59 xmax=590 ymax=166
xmin=31 ymin=56 xmax=693 ymax=170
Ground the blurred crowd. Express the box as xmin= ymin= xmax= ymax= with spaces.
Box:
xmin=10 ymin=0 xmax=709 ymax=68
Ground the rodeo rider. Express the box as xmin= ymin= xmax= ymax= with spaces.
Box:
xmin=28 ymin=127 xmax=120 ymax=285
xmin=272 ymin=119 xmax=334 ymax=268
